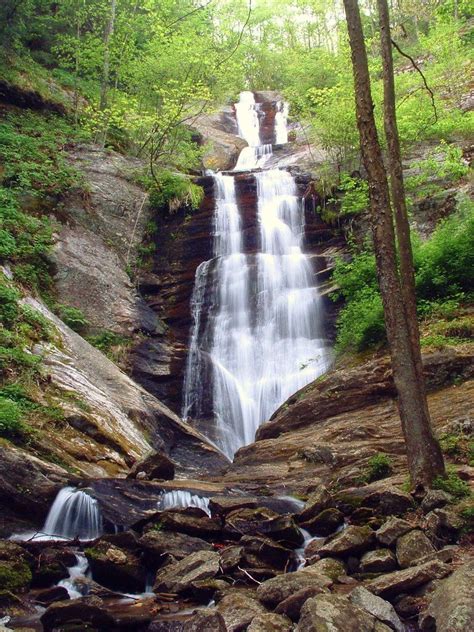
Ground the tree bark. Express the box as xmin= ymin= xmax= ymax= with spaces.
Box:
xmin=342 ymin=0 xmax=445 ymax=488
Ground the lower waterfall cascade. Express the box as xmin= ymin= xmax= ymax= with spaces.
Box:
xmin=183 ymin=91 xmax=332 ymax=459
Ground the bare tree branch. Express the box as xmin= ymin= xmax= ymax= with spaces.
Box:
xmin=391 ymin=38 xmax=438 ymax=123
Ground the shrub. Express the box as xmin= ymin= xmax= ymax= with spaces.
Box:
xmin=433 ymin=467 xmax=471 ymax=499
xmin=363 ymin=453 xmax=393 ymax=483
xmin=0 ymin=397 xmax=24 ymax=438
xmin=149 ymin=171 xmax=204 ymax=214
xmin=338 ymin=173 xmax=369 ymax=216
xmin=56 ymin=304 xmax=89 ymax=333
xmin=335 ymin=287 xmax=385 ymax=353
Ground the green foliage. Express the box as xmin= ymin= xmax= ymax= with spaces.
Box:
xmin=0 ymin=560 xmax=32 ymax=592
xmin=333 ymin=199 xmax=473 ymax=353
xmin=149 ymin=171 xmax=204 ymax=215
xmin=363 ymin=453 xmax=393 ymax=483
xmin=414 ymin=196 xmax=474 ymax=300
xmin=86 ymin=330 xmax=131 ymax=361
xmin=0 ymin=397 xmax=24 ymax=439
xmin=55 ymin=304 xmax=89 ymax=333
xmin=338 ymin=174 xmax=369 ymax=216
xmin=439 ymin=431 xmax=474 ymax=466
xmin=405 ymin=142 xmax=469 ymax=198
xmin=433 ymin=467 xmax=471 ymax=499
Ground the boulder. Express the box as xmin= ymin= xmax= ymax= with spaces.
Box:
xmin=300 ymin=508 xmax=344 ymax=536
xmin=256 ymin=568 xmax=331 ymax=608
xmin=376 ymin=518 xmax=413 ymax=547
xmin=248 ymin=612 xmax=293 ymax=631
xmin=350 ymin=586 xmax=404 ymax=632
xmin=424 ymin=508 xmax=463 ymax=545
xmin=220 ymin=545 xmax=244 ymax=574
xmin=318 ymin=525 xmax=375 ymax=558
xmin=367 ymin=560 xmax=451 ymax=599
xmin=153 ymin=550 xmax=220 ymax=594
xmin=0 ymin=540 xmax=34 ymax=593
xmin=297 ymin=487 xmax=332 ymax=523
xmin=225 ymin=508 xmax=303 ymax=547
xmin=350 ymin=507 xmax=376 ymax=525
xmin=359 ymin=549 xmax=397 ymax=574
xmin=40 ymin=596 xmax=115 ymax=632
xmin=85 ymin=541 xmax=147 ymax=593
xmin=395 ymin=530 xmax=435 ymax=568
xmin=303 ymin=537 xmax=327 ymax=563
xmin=275 ymin=586 xmax=329 ymax=621
xmin=138 ymin=529 xmax=212 ymax=566
xmin=217 ymin=592 xmax=268 ymax=632
xmin=297 ymin=594 xmax=380 ymax=632
xmin=420 ymin=490 xmax=452 ymax=514
xmin=128 ymin=451 xmax=175 ymax=480
xmin=185 ymin=578 xmax=230 ymax=602
xmin=419 ymin=559 xmax=474 ymax=632
xmin=393 ymin=595 xmax=424 ymax=618
xmin=240 ymin=535 xmax=294 ymax=571
xmin=160 ymin=508 xmax=222 ymax=538
xmin=306 ymin=557 xmax=346 ymax=580
xmin=365 ymin=488 xmax=414 ymax=516
xmin=34 ymin=585 xmax=70 ymax=606
xmin=209 ymin=496 xmax=259 ymax=516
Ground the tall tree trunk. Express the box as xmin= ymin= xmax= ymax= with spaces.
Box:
xmin=342 ymin=0 xmax=445 ymax=489
xmin=98 ymin=0 xmax=117 ymax=147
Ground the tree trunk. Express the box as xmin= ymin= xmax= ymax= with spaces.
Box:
xmin=342 ymin=0 xmax=445 ymax=489
xmin=98 ymin=0 xmax=117 ymax=147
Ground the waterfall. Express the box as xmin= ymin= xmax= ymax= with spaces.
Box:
xmin=42 ymin=487 xmax=103 ymax=540
xmin=183 ymin=92 xmax=331 ymax=460
xmin=158 ymin=490 xmax=211 ymax=516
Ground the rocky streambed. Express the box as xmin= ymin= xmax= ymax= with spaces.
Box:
xmin=1 ymin=477 xmax=472 ymax=631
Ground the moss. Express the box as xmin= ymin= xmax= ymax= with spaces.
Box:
xmin=433 ymin=467 xmax=471 ymax=499
xmin=84 ymin=546 xmax=102 ymax=561
xmin=0 ymin=561 xmax=32 ymax=592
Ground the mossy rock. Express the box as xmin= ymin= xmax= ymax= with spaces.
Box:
xmin=0 ymin=560 xmax=32 ymax=592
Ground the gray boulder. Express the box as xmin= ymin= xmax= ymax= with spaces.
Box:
xmin=360 ymin=549 xmax=397 ymax=574
xmin=419 ymin=559 xmax=474 ymax=632
xmin=297 ymin=594 xmax=383 ymax=632
xmin=376 ymin=518 xmax=413 ymax=547
xmin=350 ymin=586 xmax=405 ymax=632
xmin=367 ymin=560 xmax=451 ymax=599
xmin=395 ymin=530 xmax=435 ymax=568
xmin=153 ymin=550 xmax=220 ymax=594
xmin=318 ymin=525 xmax=375 ymax=558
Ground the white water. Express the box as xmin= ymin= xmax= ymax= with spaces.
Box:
xmin=158 ymin=490 xmax=211 ymax=516
xmin=58 ymin=553 xmax=90 ymax=599
xmin=183 ymin=92 xmax=331 ymax=459
xmin=43 ymin=487 xmax=102 ymax=540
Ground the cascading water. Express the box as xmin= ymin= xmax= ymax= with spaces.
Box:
xmin=42 ymin=486 xmax=103 ymax=540
xmin=158 ymin=490 xmax=211 ymax=516
xmin=183 ymin=92 xmax=331 ymax=459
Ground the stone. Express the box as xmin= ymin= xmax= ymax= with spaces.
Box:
xmin=85 ymin=541 xmax=147 ymax=593
xmin=0 ymin=540 xmax=34 ymax=593
xmin=138 ymin=529 xmax=212 ymax=566
xmin=359 ymin=549 xmax=397 ymax=574
xmin=367 ymin=560 xmax=451 ymax=599
xmin=128 ymin=450 xmax=175 ymax=480
xmin=183 ymin=609 xmax=227 ymax=632
xmin=420 ymin=490 xmax=452 ymax=514
xmin=217 ymin=592 xmax=268 ymax=632
xmin=186 ymin=578 xmax=230 ymax=602
xmin=424 ymin=508 xmax=463 ymax=545
xmin=419 ymin=559 xmax=474 ymax=632
xmin=318 ymin=525 xmax=375 ymax=558
xmin=306 ymin=557 xmax=346 ymax=580
xmin=160 ymin=508 xmax=222 ymax=538
xmin=297 ymin=594 xmax=378 ymax=632
xmin=300 ymin=508 xmax=344 ymax=536
xmin=34 ymin=586 xmax=70 ymax=606
xmin=396 ymin=530 xmax=435 ymax=568
xmin=209 ymin=496 xmax=259 ymax=516
xmin=350 ymin=586 xmax=404 ymax=632
xmin=256 ymin=569 xmax=331 ymax=608
xmin=220 ymin=545 xmax=244 ymax=574
xmin=393 ymin=595 xmax=424 ymax=618
xmin=376 ymin=518 xmax=413 ymax=547
xmin=303 ymin=537 xmax=327 ymax=562
xmin=297 ymin=487 xmax=332 ymax=523
xmin=225 ymin=508 xmax=303 ymax=547
xmin=365 ymin=488 xmax=414 ymax=516
xmin=248 ymin=612 xmax=293 ymax=631
xmin=275 ymin=586 xmax=328 ymax=621
xmin=350 ymin=507 xmax=376 ymax=525
xmin=153 ymin=550 xmax=220 ymax=594
xmin=240 ymin=535 xmax=294 ymax=570
xmin=40 ymin=596 xmax=115 ymax=632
